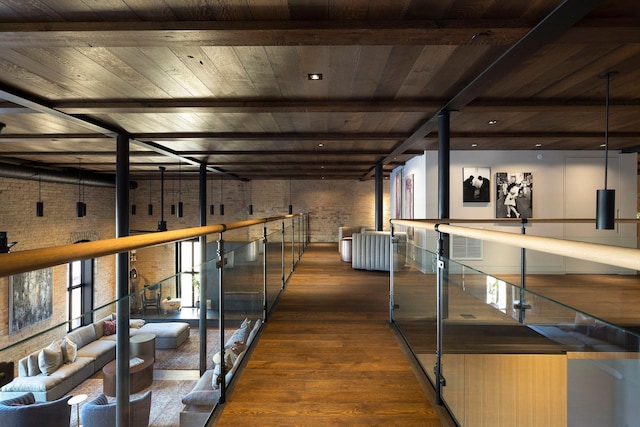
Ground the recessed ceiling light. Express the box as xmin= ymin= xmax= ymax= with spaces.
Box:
xmin=600 ymin=143 xmax=606 ymax=147
xmin=535 ymin=143 xmax=542 ymax=148
xmin=320 ymin=165 xmax=324 ymax=169
xmin=471 ymin=143 xmax=478 ymax=147
xmin=488 ymin=119 xmax=497 ymax=125
xmin=317 ymin=143 xmax=324 ymax=147
xmin=308 ymin=73 xmax=323 ymax=80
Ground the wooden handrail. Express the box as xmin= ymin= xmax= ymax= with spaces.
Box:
xmin=391 ymin=218 xmax=640 ymax=271
xmin=0 ymin=214 xmax=303 ymax=278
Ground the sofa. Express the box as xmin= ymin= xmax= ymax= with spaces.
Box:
xmin=0 ymin=392 xmax=71 ymax=427
xmin=81 ymin=390 xmax=152 ymax=427
xmin=0 ymin=314 xmax=189 ymax=402
xmin=351 ymin=231 xmax=406 ymax=272
xmin=179 ymin=318 xmax=262 ymax=427
xmin=338 ymin=226 xmax=370 ymax=255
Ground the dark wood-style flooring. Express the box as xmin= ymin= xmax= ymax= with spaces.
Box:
xmin=213 ymin=243 xmax=452 ymax=427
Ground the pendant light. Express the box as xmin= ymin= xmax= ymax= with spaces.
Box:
xmin=171 ymin=178 xmax=176 ymax=215
xmin=596 ymin=71 xmax=617 ymax=230
xmin=157 ymin=166 xmax=167 ymax=231
xmin=176 ymin=163 xmax=184 ymax=218
xmin=209 ymin=177 xmax=215 ymax=215
xmin=248 ymin=181 xmax=253 ymax=215
xmin=131 ymin=183 xmax=137 ymax=215
xmin=76 ymin=159 xmax=86 ymax=217
xmin=288 ymin=178 xmax=293 ymax=214
xmin=219 ymin=178 xmax=225 ymax=216
xmin=36 ymin=171 xmax=44 ymax=217
xmin=147 ymin=177 xmax=153 ymax=216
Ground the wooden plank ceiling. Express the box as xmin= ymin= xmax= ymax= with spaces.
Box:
xmin=0 ymin=0 xmax=638 ymax=182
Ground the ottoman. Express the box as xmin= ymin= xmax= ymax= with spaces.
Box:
xmin=135 ymin=322 xmax=190 ymax=349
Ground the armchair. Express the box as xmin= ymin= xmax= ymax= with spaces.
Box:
xmin=0 ymin=392 xmax=71 ymax=427
xmin=81 ymin=390 xmax=151 ymax=427
xmin=141 ymin=284 xmax=161 ymax=316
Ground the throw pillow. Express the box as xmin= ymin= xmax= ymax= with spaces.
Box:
xmin=103 ymin=319 xmax=117 ymax=336
xmin=38 ymin=342 xmax=63 ymax=375
xmin=60 ymin=336 xmax=78 ymax=363
xmin=130 ymin=318 xmax=145 ymax=329
xmin=27 ymin=353 xmax=40 ymax=376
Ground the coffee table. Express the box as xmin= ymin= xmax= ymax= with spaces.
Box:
xmin=102 ymin=357 xmax=154 ymax=397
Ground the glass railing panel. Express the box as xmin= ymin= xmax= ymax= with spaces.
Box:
xmin=265 ymin=229 xmax=283 ymax=313
xmin=283 ymin=222 xmax=294 ymax=283
xmin=391 ymin=241 xmax=438 ymax=385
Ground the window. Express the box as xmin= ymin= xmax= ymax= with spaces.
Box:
xmin=178 ymin=240 xmax=201 ymax=307
xmin=68 ymin=258 xmax=93 ymax=330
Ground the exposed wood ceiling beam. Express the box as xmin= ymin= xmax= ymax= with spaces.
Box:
xmin=0 ymin=19 xmax=636 ymax=48
xmin=371 ymin=0 xmax=606 ymax=180
xmin=46 ymin=99 xmax=640 ymax=114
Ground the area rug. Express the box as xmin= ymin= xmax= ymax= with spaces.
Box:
xmin=154 ymin=327 xmax=236 ymax=370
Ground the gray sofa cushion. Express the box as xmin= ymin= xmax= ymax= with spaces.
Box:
xmin=66 ymin=324 xmax=96 ymax=349
xmin=181 ymin=371 xmax=219 ymax=406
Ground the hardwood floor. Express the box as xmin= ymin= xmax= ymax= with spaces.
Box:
xmin=213 ymin=243 xmax=451 ymax=427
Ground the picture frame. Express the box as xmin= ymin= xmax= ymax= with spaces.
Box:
xmin=463 ymin=167 xmax=491 ymax=203
xmin=9 ymin=268 xmax=53 ymax=333
xmin=495 ymin=172 xmax=533 ymax=219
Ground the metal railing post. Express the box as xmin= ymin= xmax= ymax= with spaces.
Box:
xmin=516 ymin=218 xmax=530 ymax=323
xmin=217 ymin=234 xmax=226 ymax=403
xmin=434 ymin=225 xmax=445 ymax=406
xmin=281 ymin=220 xmax=285 ymax=289
xmin=262 ymin=225 xmax=268 ymax=321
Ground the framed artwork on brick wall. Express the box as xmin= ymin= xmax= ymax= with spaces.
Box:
xmin=9 ymin=267 xmax=53 ymax=333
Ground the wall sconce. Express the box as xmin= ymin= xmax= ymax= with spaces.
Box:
xmin=0 ymin=231 xmax=17 ymax=253
xmin=596 ymin=71 xmax=617 ymax=230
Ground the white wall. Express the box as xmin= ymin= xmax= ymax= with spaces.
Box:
xmin=392 ymin=150 xmax=637 ymax=274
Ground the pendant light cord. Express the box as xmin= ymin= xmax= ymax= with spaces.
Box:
xmin=604 ymin=72 xmax=610 ymax=190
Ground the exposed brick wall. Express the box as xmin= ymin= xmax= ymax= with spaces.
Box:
xmin=0 ymin=177 xmax=115 ymax=364
xmin=1 ymin=175 xmax=387 ymax=367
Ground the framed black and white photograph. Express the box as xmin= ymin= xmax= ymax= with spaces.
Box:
xmin=9 ymin=268 xmax=53 ymax=333
xmin=463 ymin=167 xmax=491 ymax=203
xmin=495 ymin=172 xmax=533 ymax=219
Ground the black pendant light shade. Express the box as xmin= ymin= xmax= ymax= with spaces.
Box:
xmin=249 ymin=204 xmax=253 ymax=215
xmin=595 ymin=71 xmax=617 ymax=230
xmin=157 ymin=166 xmax=167 ymax=231
xmin=596 ymin=189 xmax=615 ymax=230
xmin=147 ymin=178 xmax=153 ymax=216
xmin=176 ymin=164 xmax=183 ymax=218
xmin=219 ymin=178 xmax=224 ymax=215
xmin=36 ymin=172 xmax=44 ymax=217
xmin=209 ymin=204 xmax=215 ymax=215
xmin=288 ymin=204 xmax=293 ymax=215
xmin=76 ymin=160 xmax=86 ymax=217
xmin=177 ymin=201 xmax=184 ymax=218
xmin=131 ymin=204 xmax=137 ymax=215
xmin=219 ymin=204 xmax=225 ymax=216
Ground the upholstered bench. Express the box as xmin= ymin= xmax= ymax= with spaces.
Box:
xmin=131 ymin=322 xmax=189 ymax=349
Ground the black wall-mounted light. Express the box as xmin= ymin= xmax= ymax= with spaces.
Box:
xmin=596 ymin=71 xmax=617 ymax=230
xmin=36 ymin=171 xmax=44 ymax=217
xmin=0 ymin=231 xmax=17 ymax=253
